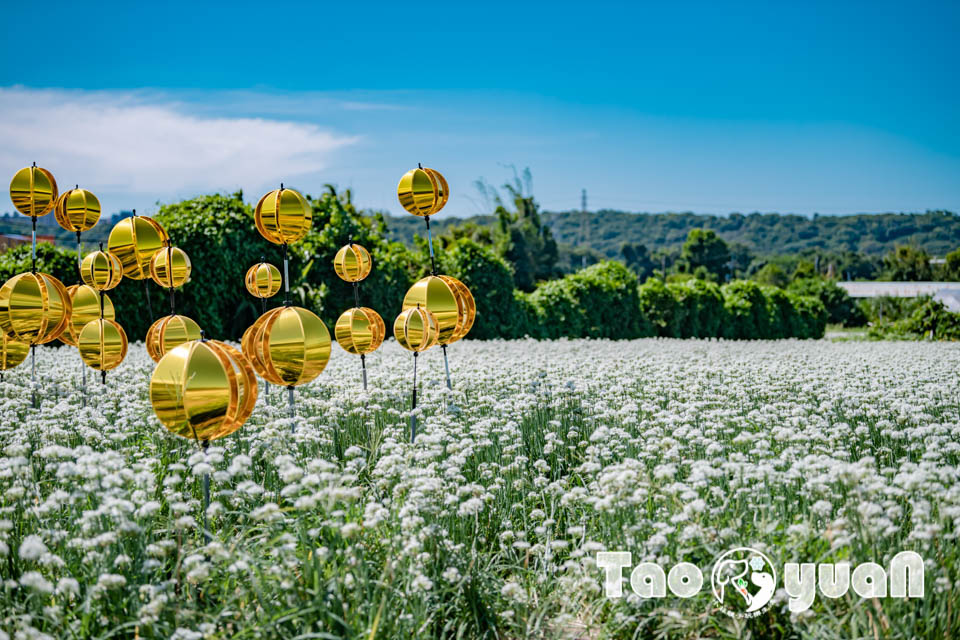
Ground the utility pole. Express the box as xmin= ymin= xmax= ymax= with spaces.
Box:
xmin=581 ymin=189 xmax=588 ymax=268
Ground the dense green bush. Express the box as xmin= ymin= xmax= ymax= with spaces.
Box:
xmin=788 ymin=277 xmax=864 ymax=326
xmin=638 ymin=278 xmax=682 ymax=337
xmin=669 ymin=279 xmax=725 ymax=338
xmin=721 ymin=280 xmax=772 ymax=339
xmin=526 ymin=261 xmax=651 ymax=339
xmin=872 ymin=300 xmax=960 ymax=340
xmin=789 ymin=293 xmax=829 ymax=339
xmin=437 ymin=238 xmax=523 ymax=340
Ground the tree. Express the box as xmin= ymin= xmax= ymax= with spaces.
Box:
xmin=753 ymin=263 xmax=789 ymax=288
xmin=621 ymin=242 xmax=655 ymax=280
xmin=437 ymin=238 xmax=523 ymax=339
xmin=942 ymin=247 xmax=960 ymax=280
xmin=882 ymin=246 xmax=933 ymax=281
xmin=681 ymin=228 xmax=730 ymax=280
xmin=476 ymin=168 xmax=558 ymax=291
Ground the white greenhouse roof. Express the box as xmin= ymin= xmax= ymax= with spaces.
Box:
xmin=837 ymin=281 xmax=960 ymax=299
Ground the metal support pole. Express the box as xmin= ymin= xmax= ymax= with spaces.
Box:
xmin=287 ymin=386 xmax=295 ymax=432
xmin=201 ymin=439 xmax=210 ymax=544
xmin=410 ymin=352 xmax=418 ymax=441
xmin=282 ymin=243 xmax=290 ymax=306
xmin=144 ymin=280 xmax=153 ymax=321
xmin=425 ymin=216 xmax=437 ymax=276
xmin=77 ymin=231 xmax=86 ymax=407
xmin=441 ymin=344 xmax=452 ymax=390
xmin=360 ymin=353 xmax=368 ymax=391
xmin=31 ymin=346 xmax=36 ymax=408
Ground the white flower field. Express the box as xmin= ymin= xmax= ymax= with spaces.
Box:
xmin=1 ymin=338 xmax=958 ymax=639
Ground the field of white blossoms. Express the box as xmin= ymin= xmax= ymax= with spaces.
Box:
xmin=0 ymin=338 xmax=958 ymax=639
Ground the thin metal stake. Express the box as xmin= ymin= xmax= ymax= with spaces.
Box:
xmin=425 ymin=216 xmax=437 ymax=276
xmin=77 ymin=231 xmax=86 ymax=408
xmin=282 ymin=243 xmax=290 ymax=306
xmin=361 ymin=353 xmax=368 ymax=391
xmin=287 ymin=386 xmax=296 ymax=433
xmin=410 ymin=352 xmax=418 ymax=441
xmin=144 ymin=280 xmax=153 ymax=321
xmin=441 ymin=344 xmax=452 ymax=390
xmin=31 ymin=345 xmax=36 ymax=408
xmin=201 ymin=439 xmax=210 ymax=544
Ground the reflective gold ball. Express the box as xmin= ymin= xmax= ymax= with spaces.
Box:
xmin=54 ymin=187 xmax=101 ymax=232
xmin=243 ymin=306 xmax=331 ymax=386
xmin=244 ymin=262 xmax=282 ymax=299
xmin=335 ymin=307 xmax=385 ymax=355
xmin=9 ymin=166 xmax=58 ymax=217
xmin=333 ymin=243 xmax=372 ymax=282
xmin=150 ymin=245 xmax=191 ymax=289
xmin=108 ymin=215 xmax=169 ymax=280
xmin=61 ymin=285 xmax=115 ymax=347
xmin=402 ymin=275 xmax=475 ymax=345
xmin=78 ymin=318 xmax=128 ymax=371
xmin=145 ymin=314 xmax=202 ymax=363
xmin=0 ymin=334 xmax=29 ymax=371
xmin=0 ymin=272 xmax=72 ymax=345
xmin=397 ymin=166 xmax=448 ymax=217
xmin=254 ymin=187 xmax=312 ymax=245
xmin=80 ymin=249 xmax=124 ymax=291
xmin=150 ymin=339 xmax=258 ymax=442
xmin=393 ymin=306 xmax=439 ymax=352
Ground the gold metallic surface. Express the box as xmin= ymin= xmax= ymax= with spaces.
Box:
xmin=335 ymin=307 xmax=385 ymax=355
xmin=150 ymin=245 xmax=191 ymax=288
xmin=254 ymin=187 xmax=312 ymax=245
xmin=150 ymin=339 xmax=257 ymax=441
xmin=244 ymin=306 xmax=331 ymax=386
xmin=244 ymin=262 xmax=282 ymax=298
xmin=393 ymin=306 xmax=439 ymax=352
xmin=80 ymin=249 xmax=124 ymax=291
xmin=54 ymin=187 xmax=101 ymax=232
xmin=0 ymin=272 xmax=72 ymax=345
xmin=402 ymin=275 xmax=475 ymax=345
xmin=0 ymin=334 xmax=29 ymax=370
xmin=61 ymin=285 xmax=115 ymax=347
xmin=145 ymin=314 xmax=202 ymax=363
xmin=333 ymin=243 xmax=372 ymax=282
xmin=396 ymin=166 xmax=448 ymax=216
xmin=9 ymin=166 xmax=58 ymax=217
xmin=78 ymin=318 xmax=128 ymax=371
xmin=107 ymin=215 xmax=169 ymax=280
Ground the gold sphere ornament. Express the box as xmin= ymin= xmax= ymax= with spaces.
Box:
xmin=150 ymin=339 xmax=258 ymax=442
xmin=393 ymin=306 xmax=439 ymax=352
xmin=335 ymin=307 xmax=385 ymax=355
xmin=243 ymin=306 xmax=331 ymax=386
xmin=80 ymin=248 xmax=124 ymax=291
xmin=54 ymin=187 xmax=101 ymax=232
xmin=397 ymin=166 xmax=448 ymax=217
xmin=0 ymin=272 xmax=71 ymax=345
xmin=78 ymin=318 xmax=128 ymax=371
xmin=402 ymin=275 xmax=475 ymax=345
xmin=150 ymin=245 xmax=191 ymax=288
xmin=9 ymin=165 xmax=58 ymax=217
xmin=107 ymin=215 xmax=169 ymax=280
xmin=254 ymin=186 xmax=312 ymax=245
xmin=244 ymin=262 xmax=282 ymax=299
xmin=0 ymin=334 xmax=29 ymax=371
xmin=333 ymin=243 xmax=372 ymax=282
xmin=145 ymin=314 xmax=202 ymax=363
xmin=61 ymin=285 xmax=115 ymax=347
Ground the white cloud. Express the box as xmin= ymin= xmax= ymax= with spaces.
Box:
xmin=0 ymin=87 xmax=357 ymax=199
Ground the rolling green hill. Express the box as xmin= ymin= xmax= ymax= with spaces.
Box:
xmin=387 ymin=210 xmax=960 ymax=257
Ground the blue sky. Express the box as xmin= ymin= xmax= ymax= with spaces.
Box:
xmin=1 ymin=0 xmax=958 ymax=217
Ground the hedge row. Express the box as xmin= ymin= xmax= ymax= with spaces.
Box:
xmin=507 ymin=262 xmax=827 ymax=340
xmin=0 ymin=236 xmax=825 ymax=344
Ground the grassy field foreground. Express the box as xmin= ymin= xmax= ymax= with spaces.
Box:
xmin=0 ymin=338 xmax=958 ymax=639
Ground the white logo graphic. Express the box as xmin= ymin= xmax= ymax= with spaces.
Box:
xmin=710 ymin=547 xmax=777 ymax=618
